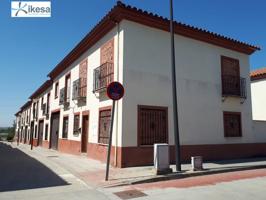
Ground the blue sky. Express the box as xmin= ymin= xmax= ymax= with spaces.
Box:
xmin=0 ymin=0 xmax=265 ymax=127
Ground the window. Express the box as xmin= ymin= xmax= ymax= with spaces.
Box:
xmin=73 ymin=114 xmax=80 ymax=135
xmin=55 ymin=82 xmax=59 ymax=99
xmin=62 ymin=116 xmax=69 ymax=139
xmin=138 ymin=105 xmax=168 ymax=146
xmin=47 ymin=93 xmax=50 ymax=114
xmin=98 ymin=109 xmax=111 ymax=144
xmin=65 ymin=74 xmax=71 ymax=102
xmin=223 ymin=112 xmax=242 ymax=137
xmin=34 ymin=125 xmax=37 ymax=139
xmin=45 ymin=124 xmax=48 ymax=140
xmin=221 ymin=56 xmax=244 ymax=97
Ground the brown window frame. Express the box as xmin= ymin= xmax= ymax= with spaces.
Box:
xmin=137 ymin=105 xmax=168 ymax=146
xmin=223 ymin=111 xmax=242 ymax=137
xmin=65 ymin=73 xmax=71 ymax=102
xmin=73 ymin=113 xmax=80 ymax=135
xmin=98 ymin=106 xmax=112 ymax=145
xmin=221 ymin=56 xmax=241 ymax=96
xmin=44 ymin=123 xmax=49 ymax=140
xmin=55 ymin=82 xmax=59 ymax=99
xmin=62 ymin=116 xmax=69 ymax=139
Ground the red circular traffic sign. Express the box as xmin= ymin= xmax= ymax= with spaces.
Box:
xmin=106 ymin=82 xmax=125 ymax=101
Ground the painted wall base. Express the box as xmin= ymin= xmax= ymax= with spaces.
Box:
xmin=58 ymin=139 xmax=81 ymax=155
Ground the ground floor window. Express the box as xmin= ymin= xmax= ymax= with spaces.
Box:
xmin=45 ymin=124 xmax=48 ymax=140
xmin=73 ymin=114 xmax=80 ymax=135
xmin=34 ymin=125 xmax=37 ymax=139
xmin=98 ymin=109 xmax=111 ymax=144
xmin=223 ymin=112 xmax=242 ymax=137
xmin=138 ymin=105 xmax=168 ymax=146
xmin=62 ymin=116 xmax=69 ymax=139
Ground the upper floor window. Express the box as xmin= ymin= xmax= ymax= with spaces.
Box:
xmin=65 ymin=74 xmax=71 ymax=103
xmin=55 ymin=82 xmax=59 ymax=99
xmin=93 ymin=39 xmax=114 ymax=93
xmin=221 ymin=56 xmax=246 ymax=98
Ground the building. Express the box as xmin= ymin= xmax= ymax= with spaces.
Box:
xmin=15 ymin=2 xmax=265 ymax=167
xmin=251 ymin=68 xmax=266 ymax=120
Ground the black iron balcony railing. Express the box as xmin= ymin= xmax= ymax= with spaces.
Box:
xmin=222 ymin=75 xmax=246 ymax=98
xmin=93 ymin=62 xmax=114 ymax=92
xmin=72 ymin=77 xmax=87 ymax=100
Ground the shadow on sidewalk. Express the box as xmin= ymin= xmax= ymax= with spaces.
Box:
xmin=0 ymin=142 xmax=69 ymax=192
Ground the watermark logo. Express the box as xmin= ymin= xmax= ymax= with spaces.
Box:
xmin=11 ymin=1 xmax=51 ymax=17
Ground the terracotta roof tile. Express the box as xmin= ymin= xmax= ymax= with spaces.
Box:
xmin=48 ymin=1 xmax=260 ymax=79
xmin=250 ymin=68 xmax=266 ymax=81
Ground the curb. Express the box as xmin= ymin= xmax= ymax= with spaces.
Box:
xmin=105 ymin=164 xmax=266 ymax=188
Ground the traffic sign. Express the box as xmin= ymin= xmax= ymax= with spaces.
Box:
xmin=106 ymin=82 xmax=124 ymax=101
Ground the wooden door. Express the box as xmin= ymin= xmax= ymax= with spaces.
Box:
xmin=50 ymin=112 xmax=60 ymax=150
xmin=138 ymin=106 xmax=168 ymax=146
xmin=38 ymin=120 xmax=44 ymax=146
xmin=81 ymin=115 xmax=89 ymax=153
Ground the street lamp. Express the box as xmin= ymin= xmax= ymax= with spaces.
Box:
xmin=170 ymin=0 xmax=181 ymax=172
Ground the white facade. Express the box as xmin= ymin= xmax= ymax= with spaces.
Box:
xmin=251 ymin=78 xmax=266 ymax=120
xmin=122 ymin=20 xmax=254 ymax=146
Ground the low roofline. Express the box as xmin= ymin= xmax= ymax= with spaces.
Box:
xmin=20 ymin=100 xmax=32 ymax=111
xmin=15 ymin=110 xmax=21 ymax=116
xmin=250 ymin=67 xmax=266 ymax=81
xmin=47 ymin=1 xmax=260 ymax=80
xmin=29 ymin=80 xmax=53 ymax=99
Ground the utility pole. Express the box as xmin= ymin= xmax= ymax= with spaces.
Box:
xmin=170 ymin=0 xmax=181 ymax=172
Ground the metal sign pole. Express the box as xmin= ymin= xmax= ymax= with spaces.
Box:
xmin=105 ymin=100 xmax=116 ymax=181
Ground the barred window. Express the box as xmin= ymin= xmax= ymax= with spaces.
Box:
xmin=45 ymin=124 xmax=48 ymax=140
xmin=62 ymin=116 xmax=69 ymax=139
xmin=138 ymin=106 xmax=168 ymax=146
xmin=98 ymin=109 xmax=111 ymax=144
xmin=73 ymin=114 xmax=80 ymax=135
xmin=223 ymin=112 xmax=242 ymax=137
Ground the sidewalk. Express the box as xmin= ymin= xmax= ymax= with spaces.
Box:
xmin=12 ymin=142 xmax=266 ymax=189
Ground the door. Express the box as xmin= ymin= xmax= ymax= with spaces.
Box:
xmin=50 ymin=112 xmax=60 ymax=150
xmin=81 ymin=115 xmax=89 ymax=153
xmin=38 ymin=120 xmax=44 ymax=146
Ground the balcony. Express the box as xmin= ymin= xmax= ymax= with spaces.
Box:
xmin=222 ymin=75 xmax=246 ymax=98
xmin=93 ymin=62 xmax=114 ymax=92
xmin=72 ymin=77 xmax=87 ymax=101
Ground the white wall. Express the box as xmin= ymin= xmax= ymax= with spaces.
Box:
xmin=122 ymin=20 xmax=254 ymax=147
xmin=251 ymin=79 xmax=266 ymax=120
xmin=49 ymin=25 xmax=124 ymax=146
xmin=252 ymin=120 xmax=266 ymax=142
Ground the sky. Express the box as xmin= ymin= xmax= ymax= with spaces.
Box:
xmin=0 ymin=0 xmax=265 ymax=127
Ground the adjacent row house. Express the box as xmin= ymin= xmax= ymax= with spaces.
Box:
xmin=15 ymin=2 xmax=265 ymax=168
